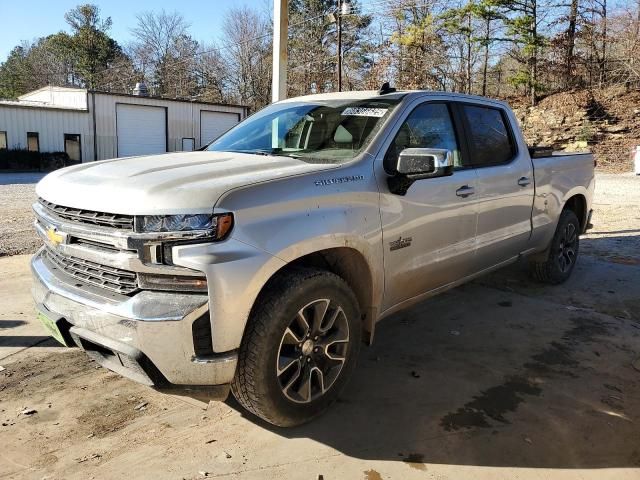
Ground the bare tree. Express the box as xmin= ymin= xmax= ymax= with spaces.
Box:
xmin=288 ymin=0 xmax=338 ymax=96
xmin=131 ymin=10 xmax=196 ymax=97
xmin=220 ymin=6 xmax=272 ymax=110
xmin=385 ymin=0 xmax=451 ymax=90
xmin=3 ymin=0 xmax=638 ymax=109
xmin=565 ymin=0 xmax=580 ymax=86
xmin=194 ymin=44 xmax=230 ymax=104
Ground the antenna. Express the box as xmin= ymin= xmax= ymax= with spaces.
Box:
xmin=379 ymin=82 xmax=397 ymax=95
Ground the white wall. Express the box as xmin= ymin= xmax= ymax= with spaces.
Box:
xmin=0 ymin=105 xmax=94 ymax=161
xmin=93 ymin=93 xmax=246 ymax=160
xmin=0 ymin=89 xmax=247 ymax=164
xmin=19 ymin=87 xmax=88 ymax=109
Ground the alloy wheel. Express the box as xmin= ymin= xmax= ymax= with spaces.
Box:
xmin=556 ymin=222 xmax=578 ymax=273
xmin=276 ymin=298 xmax=350 ymax=403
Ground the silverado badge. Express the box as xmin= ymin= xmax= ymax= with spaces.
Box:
xmin=389 ymin=236 xmax=412 ymax=251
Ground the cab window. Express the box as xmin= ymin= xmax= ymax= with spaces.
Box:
xmin=384 ymin=103 xmax=462 ymax=172
xmin=460 ymin=105 xmax=515 ymax=167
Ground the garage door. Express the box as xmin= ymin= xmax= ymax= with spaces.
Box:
xmin=116 ymin=104 xmax=166 ymax=157
xmin=200 ymin=111 xmax=239 ymax=147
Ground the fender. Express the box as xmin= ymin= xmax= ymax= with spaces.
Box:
xmin=173 ymin=233 xmax=382 ymax=354
xmin=175 ymin=161 xmax=385 ymax=353
xmin=529 ymin=153 xmax=594 ymax=253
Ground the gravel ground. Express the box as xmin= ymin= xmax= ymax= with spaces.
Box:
xmin=582 ymin=173 xmax=640 ymax=262
xmin=0 ymin=171 xmax=638 ymax=258
xmin=0 ymin=173 xmax=45 ymax=257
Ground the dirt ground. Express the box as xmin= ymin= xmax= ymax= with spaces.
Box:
xmin=1 ymin=172 xmax=639 ymax=479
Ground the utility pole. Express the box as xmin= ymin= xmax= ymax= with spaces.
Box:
xmin=337 ymin=0 xmax=343 ymax=92
xmin=272 ymin=0 xmax=288 ymax=102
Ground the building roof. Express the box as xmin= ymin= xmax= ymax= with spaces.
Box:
xmin=90 ymin=90 xmax=248 ymax=110
xmin=17 ymin=85 xmax=86 ymax=100
xmin=0 ymin=99 xmax=88 ymax=111
xmin=0 ymin=86 xmax=248 ymax=112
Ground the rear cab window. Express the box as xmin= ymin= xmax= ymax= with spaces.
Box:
xmin=459 ymin=104 xmax=516 ymax=168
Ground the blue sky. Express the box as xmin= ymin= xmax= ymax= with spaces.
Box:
xmin=1 ymin=0 xmax=631 ymax=63
xmin=0 ymin=0 xmax=274 ymax=62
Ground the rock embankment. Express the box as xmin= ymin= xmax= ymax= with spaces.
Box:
xmin=511 ymin=87 xmax=640 ymax=172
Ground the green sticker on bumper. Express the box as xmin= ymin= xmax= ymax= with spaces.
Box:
xmin=37 ymin=311 xmax=67 ymax=346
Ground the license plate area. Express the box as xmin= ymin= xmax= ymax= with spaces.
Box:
xmin=36 ymin=310 xmax=73 ymax=347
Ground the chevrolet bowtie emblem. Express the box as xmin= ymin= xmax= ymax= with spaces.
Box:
xmin=46 ymin=226 xmax=64 ymax=246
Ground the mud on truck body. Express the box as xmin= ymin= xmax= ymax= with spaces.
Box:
xmin=33 ymin=89 xmax=594 ymax=426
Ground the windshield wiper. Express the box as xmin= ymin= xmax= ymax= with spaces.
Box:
xmin=226 ymin=148 xmax=281 ymax=156
xmin=220 ymin=148 xmax=307 ymax=159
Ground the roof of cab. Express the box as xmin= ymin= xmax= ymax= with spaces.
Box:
xmin=277 ymin=89 xmax=510 ymax=109
xmin=277 ymin=90 xmax=407 ymax=103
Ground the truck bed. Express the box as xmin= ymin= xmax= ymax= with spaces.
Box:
xmin=529 ymin=151 xmax=596 ymax=249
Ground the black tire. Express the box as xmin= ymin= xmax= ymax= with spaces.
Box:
xmin=231 ymin=267 xmax=361 ymax=427
xmin=529 ymin=209 xmax=580 ymax=284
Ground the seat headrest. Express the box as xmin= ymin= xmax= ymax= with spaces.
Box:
xmin=395 ymin=124 xmax=410 ymax=147
xmin=334 ymin=125 xmax=353 ymax=144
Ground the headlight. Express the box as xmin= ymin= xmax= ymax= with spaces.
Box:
xmin=142 ymin=214 xmax=212 ymax=232
xmin=138 ymin=213 xmax=234 ymax=240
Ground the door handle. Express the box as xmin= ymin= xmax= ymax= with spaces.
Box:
xmin=517 ymin=176 xmax=531 ymax=187
xmin=455 ymin=185 xmax=475 ymax=198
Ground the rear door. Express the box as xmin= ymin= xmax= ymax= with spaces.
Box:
xmin=456 ymin=102 xmax=534 ymax=270
xmin=377 ymin=100 xmax=479 ymax=311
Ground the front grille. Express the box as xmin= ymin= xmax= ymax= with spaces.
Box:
xmin=70 ymin=237 xmax=121 ymax=253
xmin=44 ymin=246 xmax=139 ymax=295
xmin=39 ymin=198 xmax=134 ymax=230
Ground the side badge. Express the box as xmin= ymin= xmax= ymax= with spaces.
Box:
xmin=389 ymin=236 xmax=412 ymax=251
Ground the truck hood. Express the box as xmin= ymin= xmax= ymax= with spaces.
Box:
xmin=36 ymin=151 xmax=336 ymax=214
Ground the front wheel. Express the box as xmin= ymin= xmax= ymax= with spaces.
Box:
xmin=529 ymin=209 xmax=581 ymax=284
xmin=231 ymin=268 xmax=361 ymax=427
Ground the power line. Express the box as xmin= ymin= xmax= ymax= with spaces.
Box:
xmin=57 ymin=4 xmax=397 ymax=89
xmin=12 ymin=2 xmax=433 ymax=90
xmin=96 ymin=11 xmax=331 ymax=88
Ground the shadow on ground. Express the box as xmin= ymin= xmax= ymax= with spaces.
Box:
xmin=0 ymin=320 xmax=27 ymax=329
xmin=0 ymin=335 xmax=62 ymax=348
xmin=231 ymin=236 xmax=640 ymax=469
xmin=0 ymin=319 xmax=63 ymax=348
xmin=0 ymin=172 xmax=46 ymax=185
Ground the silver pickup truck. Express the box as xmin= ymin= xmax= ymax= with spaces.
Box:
xmin=32 ymin=89 xmax=594 ymax=426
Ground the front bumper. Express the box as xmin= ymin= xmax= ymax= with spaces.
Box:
xmin=31 ymin=250 xmax=237 ymax=400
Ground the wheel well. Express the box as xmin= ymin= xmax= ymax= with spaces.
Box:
xmin=262 ymin=248 xmax=376 ymax=344
xmin=563 ymin=194 xmax=587 ymax=230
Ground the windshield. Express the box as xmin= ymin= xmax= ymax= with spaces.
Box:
xmin=207 ymin=98 xmax=402 ymax=164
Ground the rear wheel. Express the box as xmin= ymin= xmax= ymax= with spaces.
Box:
xmin=530 ymin=209 xmax=580 ymax=284
xmin=231 ymin=268 xmax=361 ymax=427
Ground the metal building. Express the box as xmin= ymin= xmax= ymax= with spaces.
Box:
xmin=0 ymin=86 xmax=247 ymax=162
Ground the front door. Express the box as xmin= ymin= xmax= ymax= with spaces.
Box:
xmin=377 ymin=101 xmax=479 ymax=311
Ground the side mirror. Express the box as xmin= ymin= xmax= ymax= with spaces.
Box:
xmin=389 ymin=148 xmax=454 ymax=195
xmin=397 ymin=148 xmax=453 ymax=179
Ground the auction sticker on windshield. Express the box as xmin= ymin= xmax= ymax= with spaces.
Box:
xmin=341 ymin=107 xmax=388 ymax=117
